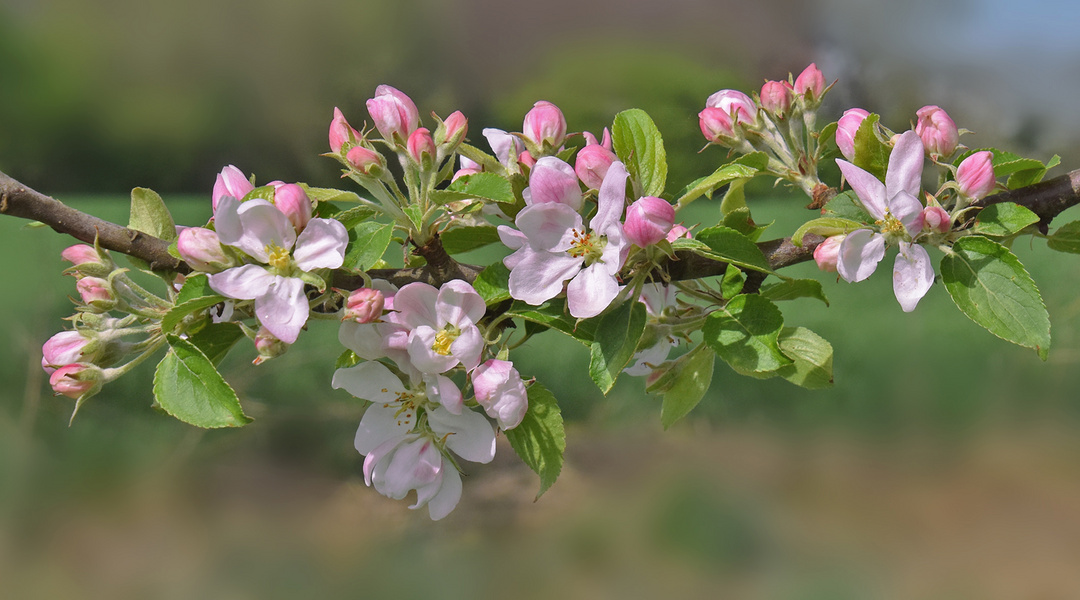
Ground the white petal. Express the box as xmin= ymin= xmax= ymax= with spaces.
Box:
xmin=213 ymin=195 xmax=245 ymax=247
xmin=515 ymin=203 xmax=582 ymax=251
xmin=332 ymin=360 xmax=404 ymax=402
xmin=889 ymin=191 xmax=925 ymax=236
xmin=837 ymin=229 xmax=886 ymax=283
xmin=293 ymin=218 xmax=348 ymax=270
xmin=886 ymin=131 xmax=925 ymax=200
xmin=393 ymin=282 xmax=440 ymax=329
xmin=381 ymin=438 xmax=440 ymax=500
xmin=426 ymin=458 xmax=462 ymax=520
xmin=427 ymin=406 xmax=496 ymax=464
xmin=254 ymin=276 xmax=308 ymax=344
xmin=449 ymin=322 xmax=483 ymax=371
xmin=235 ymin=199 xmax=296 ymax=261
xmin=407 ymin=326 xmax=460 ymax=374
xmin=508 ymin=251 xmax=582 ymax=305
xmin=338 ymin=321 xmax=387 ymax=360
xmin=208 ymin=264 xmax=274 ymax=300
xmin=482 ymin=128 xmax=520 ymax=167
xmin=353 ymin=402 xmax=413 ymax=455
xmin=436 ymin=279 xmax=487 ymax=327
xmin=893 ymin=242 xmax=934 ymax=312
xmin=567 ymin=262 xmax=620 ymax=319
xmin=425 ymin=373 xmax=463 ymax=414
xmin=836 ymin=159 xmax=888 ymax=221
xmin=592 ymin=161 xmax=628 ymax=232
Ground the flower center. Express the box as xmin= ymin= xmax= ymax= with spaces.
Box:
xmin=385 ymin=390 xmax=420 ymax=428
xmin=265 ymin=243 xmax=293 ymax=273
xmin=567 ymin=229 xmax=606 ymax=265
xmin=877 ymin=211 xmax=909 ymax=245
xmin=431 ymin=325 xmax=461 ymax=356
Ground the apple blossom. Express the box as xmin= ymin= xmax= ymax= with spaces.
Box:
xmin=345 ymin=146 xmax=384 ymax=176
xmin=575 ymin=129 xmax=617 ymax=189
xmin=523 ymin=156 xmax=583 ymax=211
xmin=366 ymin=84 xmax=419 ymax=143
xmin=624 ymin=196 xmax=675 ymax=247
xmin=328 ymin=107 xmax=360 ymax=154
xmin=836 ymin=108 xmax=869 ymax=161
xmin=760 ymin=80 xmax=793 ymax=116
xmin=915 ymin=105 xmax=959 ymax=158
xmin=213 ymin=165 xmax=255 ymax=211
xmin=177 ymin=227 xmax=232 ymax=273
xmin=705 ymin=89 xmax=757 ymax=126
xmin=407 ymin=127 xmax=436 ymax=166
xmin=42 ymin=331 xmax=90 ymax=374
xmin=471 ymin=359 xmax=528 ymax=430
xmin=61 ymin=244 xmax=102 ymax=266
xmin=813 ymin=234 xmax=844 ymax=273
xmin=271 ymin=183 xmax=312 ymax=233
xmin=793 ymin=63 xmax=825 ymax=101
xmin=344 ymin=287 xmax=385 ymax=324
xmin=391 ymin=280 xmax=487 ymax=374
xmin=49 ymin=363 xmax=102 ymax=399
xmin=956 ymin=151 xmax=996 ymax=200
xmin=522 ymin=100 xmax=567 ymax=151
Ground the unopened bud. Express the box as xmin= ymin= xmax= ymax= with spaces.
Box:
xmin=49 ymin=363 xmax=103 ymax=399
xmin=344 ymin=288 xmax=385 ymax=324
xmin=836 ymin=108 xmax=870 ymax=161
xmin=76 ymin=277 xmax=115 ymax=309
xmin=42 ymin=331 xmax=91 ymax=374
xmin=253 ymin=327 xmax=289 ymax=365
xmin=915 ymin=105 xmax=959 ymax=158
xmin=921 ymin=206 xmax=952 ymax=234
xmin=956 ymin=150 xmax=996 ymax=200
xmin=814 ymin=235 xmax=845 ymax=273
xmin=705 ymin=89 xmax=757 ymax=126
xmin=61 ymin=244 xmax=102 ymax=266
xmin=272 ymin=183 xmax=313 ymax=233
xmin=213 ymin=165 xmax=255 ymax=211
xmin=435 ymin=110 xmax=468 ymax=153
xmin=407 ymin=127 xmax=436 ymax=166
xmin=329 ymin=107 xmax=361 ymax=154
xmin=624 ymin=196 xmax=676 ymax=247
xmin=61 ymin=244 xmax=113 ymax=278
xmin=177 ymin=227 xmax=232 ymax=272
xmin=793 ymin=63 xmax=826 ymax=102
xmin=522 ymin=100 xmax=567 ymax=152
xmin=366 ymin=84 xmax=419 ymax=143
xmin=575 ymin=130 xmax=617 ymax=189
xmin=760 ymin=80 xmax=793 ymax=116
xmin=471 ymin=359 xmax=528 ymax=430
xmin=346 ymin=146 xmax=385 ymax=177
xmin=665 ymin=223 xmax=691 ymax=243
xmin=699 ymin=107 xmax=735 ymax=143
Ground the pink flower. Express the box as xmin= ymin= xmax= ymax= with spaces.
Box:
xmin=61 ymin=244 xmax=102 ymax=266
xmin=212 ymin=165 xmax=255 ymax=211
xmin=482 ymin=128 xmax=525 ymax=169
xmin=666 ymin=223 xmax=691 ymax=243
xmin=471 ymin=359 xmax=528 ymax=430
xmin=624 ymin=196 xmax=675 ymax=247
xmin=921 ymin=206 xmax=951 ymax=234
xmin=522 ymin=100 xmax=567 ymax=150
xmin=915 ymin=105 xmax=959 ymax=158
xmin=436 ymin=110 xmax=468 ymax=153
xmin=835 ymin=131 xmax=934 ymax=312
xmin=252 ymin=327 xmax=288 ymax=365
xmin=328 ymin=107 xmax=360 ymax=153
xmin=575 ymin=129 xmax=617 ymax=189
xmin=699 ymin=107 xmax=734 ymax=143
xmin=794 ymin=63 xmax=826 ymax=101
xmin=956 ymin=151 xmax=996 ymax=200
xmin=498 ymin=161 xmax=630 ymax=319
xmin=366 ymin=85 xmax=420 ymax=142
xmin=407 ymin=127 xmax=436 ymax=165
xmin=76 ymin=277 xmax=114 ymax=307
xmin=346 ymin=146 xmax=385 ymax=176
xmin=760 ymin=80 xmax=793 ymax=116
xmin=392 ymin=280 xmax=487 ymax=374
xmin=836 ymin=108 xmax=869 ymax=161
xmin=272 ymin=183 xmax=312 ymax=233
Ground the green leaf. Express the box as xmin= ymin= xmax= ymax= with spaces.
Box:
xmin=660 ymin=344 xmax=716 ymax=429
xmin=973 ymin=202 xmax=1040 ymax=237
xmin=955 ymin=148 xmax=1059 ymax=189
xmin=186 ymin=323 xmax=244 ymax=366
xmin=822 ymin=190 xmax=874 ymax=223
xmin=333 ymin=206 xmax=379 ymax=230
xmin=162 ymin=274 xmax=227 ymax=334
xmin=129 ymin=188 xmax=177 ymax=242
xmin=940 ymin=235 xmax=1050 ymax=359
xmin=473 ymin=263 xmax=511 ymax=304
xmin=675 ymin=152 xmax=767 ymax=207
xmin=440 ymin=226 xmax=502 ymax=254
xmin=791 ymin=217 xmax=866 ymax=246
xmin=703 ymin=294 xmax=792 ymax=373
xmin=1047 ymin=220 xmax=1080 ymax=254
xmin=852 ymin=113 xmax=890 ymax=181
xmin=154 ymin=335 xmax=252 ymax=428
xmin=404 ymin=205 xmax=424 ymax=232
xmin=432 ymin=172 xmax=515 ymax=204
xmin=775 ymin=326 xmax=833 ymax=389
xmin=505 ymin=382 xmax=565 ymax=499
xmin=721 ymin=264 xmax=746 ymax=299
xmin=760 ymin=279 xmax=830 ymax=306
xmin=174 ymin=273 xmax=215 ymax=305
xmin=721 ymin=206 xmax=770 ymax=240
xmin=507 ymin=300 xmax=598 ymax=345
xmin=588 ymin=300 xmax=648 ymax=394
xmin=343 ymin=222 xmax=394 ymax=272
xmin=301 ymin=184 xmax=362 ymax=205
xmin=694 ymin=226 xmax=773 ymax=273
xmin=612 ymin=108 xmax=667 ymax=198
xmin=242 ymin=185 xmax=276 ymax=202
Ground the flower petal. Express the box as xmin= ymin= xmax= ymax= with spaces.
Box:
xmin=592 ymin=161 xmax=629 ymax=232
xmin=407 ymin=325 xmax=460 ymax=374
xmin=436 ymin=279 xmax=487 ymax=327
xmin=449 ymin=322 xmax=483 ymax=371
xmin=332 ymin=360 xmax=404 ymax=403
xmin=524 ymin=156 xmax=583 ymax=211
xmin=515 ymin=203 xmax=582 ymax=251
xmin=567 ymin=262 xmax=620 ymax=319
xmin=425 ymin=457 xmax=462 ymax=520
xmin=353 ymin=402 xmax=414 ymax=456
xmin=893 ymin=242 xmax=934 ymax=312
xmin=507 ymin=250 xmax=582 ymax=306
xmin=235 ymin=199 xmax=297 ymax=261
xmin=427 ymin=406 xmax=496 ymax=464
xmin=254 ymin=276 xmax=308 ymax=344
xmin=208 ymin=264 xmax=274 ymax=300
xmin=293 ymin=218 xmax=348 ymax=271
xmin=889 ymin=191 xmax=925 ymax=236
xmin=425 ymin=373 xmax=463 ymax=414
xmin=393 ymin=282 xmax=440 ymax=329
xmin=837 ymin=229 xmax=886 ymax=283
xmin=886 ymin=131 xmax=925 ymax=200
xmin=338 ymin=321 xmax=387 ymax=360
xmin=836 ymin=159 xmax=888 ymax=221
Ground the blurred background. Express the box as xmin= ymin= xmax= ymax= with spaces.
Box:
xmin=4 ymin=0 xmax=1080 ymax=598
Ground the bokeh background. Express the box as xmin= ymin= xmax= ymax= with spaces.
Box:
xmin=4 ymin=0 xmax=1080 ymax=598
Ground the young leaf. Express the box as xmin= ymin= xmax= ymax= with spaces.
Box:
xmin=154 ymin=334 xmax=252 ymax=428
xmin=612 ymin=108 xmax=667 ymax=198
xmin=301 ymin=185 xmax=362 ymax=205
xmin=852 ymin=113 xmax=890 ymax=181
xmin=333 ymin=206 xmax=379 ymax=229
xmin=703 ymin=294 xmax=791 ymax=373
xmin=694 ymin=226 xmax=773 ymax=273
xmin=675 ymin=152 xmax=767 ymax=207
xmin=822 ymin=190 xmax=874 ymax=223
xmin=588 ymin=299 xmax=648 ymax=394
xmin=433 ymin=172 xmax=515 ymax=204
xmin=1047 ymin=220 xmax=1080 ymax=254
xmin=507 ymin=300 xmax=598 ymax=345
xmin=129 ymin=188 xmax=177 ymax=242
xmin=776 ymin=326 xmax=834 ymax=389
xmin=186 ymin=323 xmax=244 ymax=366
xmin=660 ymin=344 xmax=716 ymax=429
xmin=791 ymin=217 xmax=865 ymax=246
xmin=760 ymin=279 xmax=830 ymax=306
xmin=440 ymin=226 xmax=502 ymax=254
xmin=473 ymin=263 xmax=511 ymax=305
xmin=973 ymin=202 xmax=1039 ymax=237
xmin=342 ymin=222 xmax=394 ymax=272
xmin=162 ymin=274 xmax=227 ymax=334
xmin=940 ymin=235 xmax=1051 ymax=359
xmin=505 ymin=382 xmax=566 ymax=499
xmin=720 ymin=264 xmax=746 ymax=299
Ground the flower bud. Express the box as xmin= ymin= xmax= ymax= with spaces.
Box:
xmin=272 ymin=183 xmax=313 ymax=233
xmin=518 ymin=150 xmax=536 ymax=169
xmin=76 ymin=277 xmax=115 ymax=309
xmin=344 ymin=288 xmax=385 ymax=324
xmin=665 ymin=223 xmax=691 ymax=243
xmin=346 ymin=146 xmax=385 ymax=177
xmin=177 ymin=227 xmax=232 ymax=272
xmin=575 ymin=129 xmax=617 ymax=189
xmin=624 ymin=196 xmax=676 ymax=247
xmin=407 ymin=127 xmax=436 ymax=166
xmin=328 ymin=107 xmax=361 ymax=153
xmin=915 ymin=105 xmax=959 ymax=158
xmin=836 ymin=108 xmax=870 ymax=161
xmin=61 ymin=244 xmax=102 ymax=266
xmin=956 ymin=150 xmax=996 ymax=200
xmin=435 ymin=110 xmax=468 ymax=152
xmin=42 ymin=331 xmax=91 ymax=374
xmin=699 ymin=107 xmax=735 ymax=143
xmin=253 ymin=327 xmax=289 ymax=365
xmin=471 ymin=359 xmax=528 ymax=430
xmin=61 ymin=244 xmax=113 ymax=278
xmin=49 ymin=363 xmax=103 ymax=399
xmin=814 ymin=235 xmax=845 ymax=273
xmin=921 ymin=206 xmax=952 ymax=234
xmin=522 ymin=100 xmax=567 ymax=151
xmin=793 ymin=63 xmax=826 ymax=101
xmin=213 ymin=165 xmax=255 ymax=211
xmin=705 ymin=89 xmax=757 ymax=126
xmin=760 ymin=80 xmax=793 ymax=116
xmin=366 ymin=84 xmax=419 ymax=143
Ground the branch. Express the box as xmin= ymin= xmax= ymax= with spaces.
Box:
xmin=3 ymin=167 xmax=1079 ymax=288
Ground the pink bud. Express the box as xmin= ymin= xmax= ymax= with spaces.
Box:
xmin=575 ymin=132 xmax=618 ymax=189
xmin=471 ymin=359 xmax=528 ymax=430
xmin=343 ymin=288 xmax=385 ymax=324
xmin=407 ymin=127 xmax=436 ymax=165
xmin=49 ymin=363 xmax=102 ymax=399
xmin=42 ymin=331 xmax=90 ymax=374
xmin=921 ymin=206 xmax=952 ymax=234
xmin=177 ymin=227 xmax=231 ymax=272
xmin=328 ymin=107 xmax=361 ymax=154
xmin=915 ymin=105 xmax=959 ymax=158
xmin=61 ymin=244 xmax=101 ymax=266
xmin=699 ymin=107 xmax=734 ymax=143
xmin=345 ymin=146 xmax=385 ymax=176
xmin=76 ymin=277 xmax=114 ymax=307
xmin=665 ymin=223 xmax=691 ymax=243
xmin=253 ymin=327 xmax=289 ymax=365
xmin=814 ymin=235 xmax=845 ymax=273
xmin=272 ymin=183 xmax=312 ymax=233
xmin=624 ymin=196 xmax=676 ymax=247
xmin=705 ymin=89 xmax=757 ymax=126
xmin=760 ymin=80 xmax=793 ymax=116
xmin=522 ymin=100 xmax=567 ymax=150
xmin=836 ymin=108 xmax=870 ymax=161
xmin=213 ymin=165 xmax=255 ymax=211
xmin=518 ymin=150 xmax=536 ymax=169
xmin=366 ymin=84 xmax=419 ymax=143
xmin=956 ymin=151 xmax=996 ymax=200
xmin=437 ymin=110 xmax=468 ymax=149
xmin=793 ymin=63 xmax=826 ymax=100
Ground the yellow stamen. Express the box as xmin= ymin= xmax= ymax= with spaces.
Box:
xmin=266 ymin=244 xmax=292 ymax=272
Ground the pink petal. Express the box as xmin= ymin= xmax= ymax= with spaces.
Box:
xmin=449 ymin=322 xmax=483 ymax=371
xmin=425 ymin=458 xmax=462 ymax=520
xmin=837 ymin=229 xmax=886 ymax=283
xmin=886 ymin=131 xmax=925 ymax=200
xmin=425 ymin=373 xmax=463 ymax=415
xmin=254 ymin=276 xmax=308 ymax=344
xmin=393 ymin=282 xmax=440 ymax=329
xmin=507 ymin=250 xmax=582 ymax=305
xmin=836 ymin=159 xmax=888 ymax=221
xmin=515 ymin=203 xmax=582 ymax=252
xmin=235 ymin=200 xmax=297 ymax=261
xmin=436 ymin=279 xmax=487 ymax=327
xmin=888 ymin=191 xmax=925 ymax=236
xmin=524 ymin=157 xmax=583 ymax=211
xmin=208 ymin=264 xmax=274 ymax=300
xmin=592 ymin=161 xmax=629 ymax=232
xmin=893 ymin=242 xmax=934 ymax=312
xmin=293 ymin=218 xmax=348 ymax=271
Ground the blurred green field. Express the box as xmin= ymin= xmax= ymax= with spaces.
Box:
xmin=4 ymin=194 xmax=1080 ymax=598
